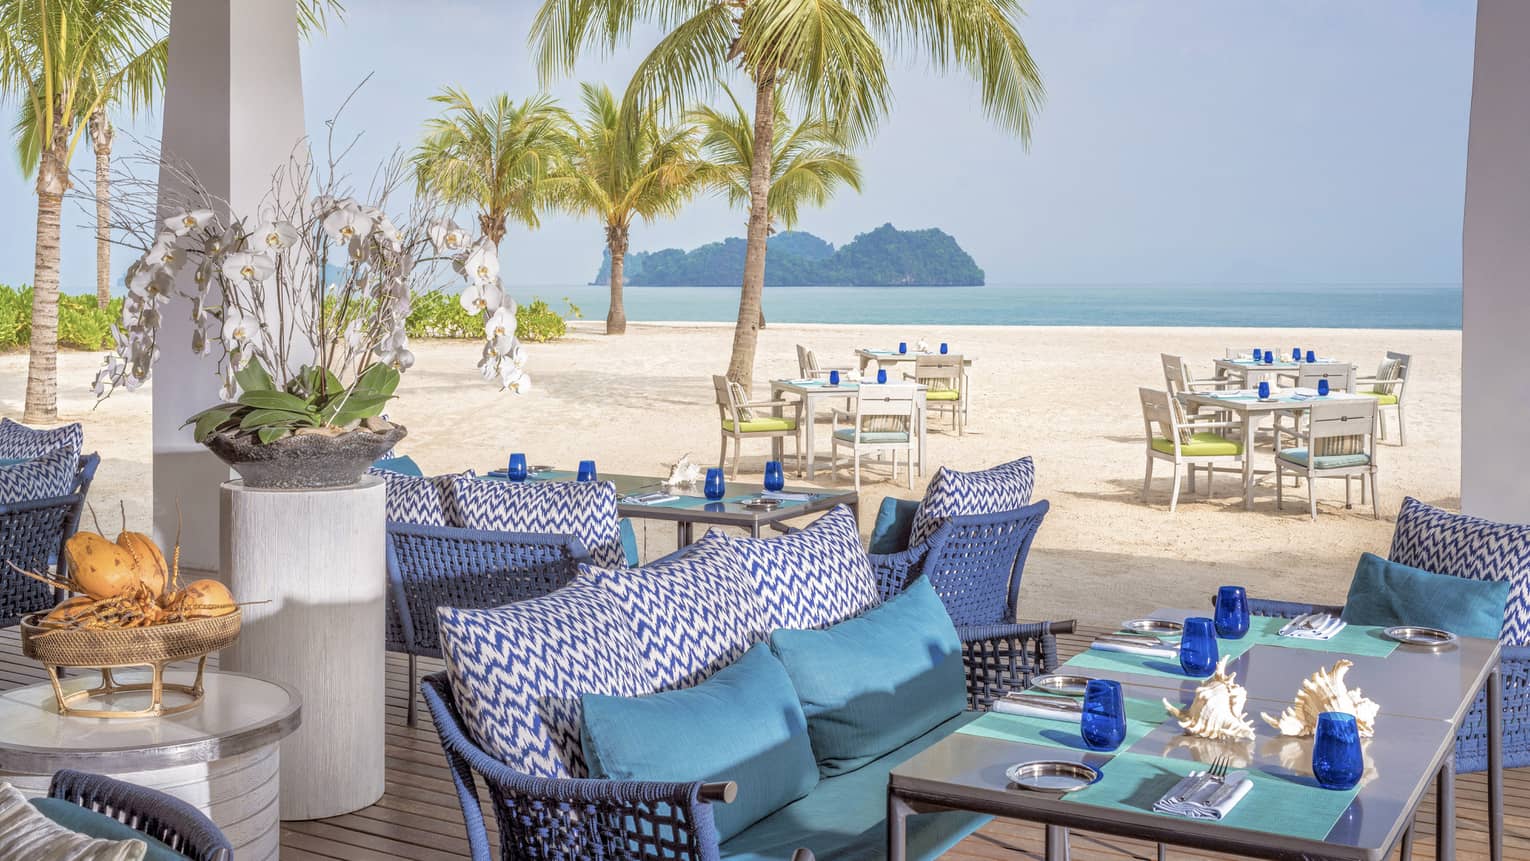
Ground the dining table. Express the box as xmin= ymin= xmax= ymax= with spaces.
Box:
xmin=1214 ymin=355 xmax=1352 ymax=388
xmin=855 ymin=347 xmax=975 ymax=376
xmin=769 ymin=379 xmax=929 ymax=480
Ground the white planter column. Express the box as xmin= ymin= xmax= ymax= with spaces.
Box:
xmin=219 ymin=477 xmax=386 ymax=819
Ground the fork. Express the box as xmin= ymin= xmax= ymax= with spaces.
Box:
xmin=1208 ymin=755 xmax=1231 ymax=781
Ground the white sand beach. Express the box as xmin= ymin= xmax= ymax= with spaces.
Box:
xmin=0 ymin=322 xmax=1459 ymax=628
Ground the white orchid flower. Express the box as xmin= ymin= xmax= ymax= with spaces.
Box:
xmin=219 ymin=369 xmax=237 ymax=402
xmin=252 ymin=220 xmax=300 ymax=253
xmin=193 ymin=258 xmax=217 ymax=292
xmin=323 ymin=205 xmax=374 ymax=243
xmin=191 ymin=325 xmax=208 ymax=355
xmin=204 ymin=223 xmax=243 ymax=256
xmin=221 ymin=251 xmax=276 ymax=284
xmin=428 ymin=218 xmax=470 ymax=254
xmin=143 ymin=232 xmax=185 ymax=271
xmin=374 ymin=214 xmax=405 ymax=252
xmin=483 ymin=305 xmax=515 ymax=342
xmin=499 ymin=362 xmax=531 ymax=394
xmin=344 ymin=319 xmax=367 ymax=351
xmin=460 ymin=241 xmax=499 ymax=285
xmin=459 ymin=279 xmax=503 ymax=315
xmin=221 ymin=310 xmax=261 ymax=349
xmin=375 ymin=329 xmax=414 ymax=372
xmin=165 ymin=209 xmax=215 ymax=237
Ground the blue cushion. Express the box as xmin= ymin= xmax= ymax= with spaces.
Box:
xmin=583 ymin=539 xmax=768 ymax=690
xmin=1391 ymin=496 xmax=1530 ymax=646
xmin=436 ymin=578 xmax=657 ymax=778
xmin=368 ymin=468 xmax=473 ymax=526
xmin=0 ymin=445 xmax=77 ymax=504
xmin=770 ymin=577 xmax=966 ymax=776
xmin=619 ymin=518 xmax=640 ymax=566
xmin=29 ymin=798 xmax=182 ymax=861
xmin=453 ymin=478 xmax=625 ymax=568
xmin=1277 ymin=448 xmax=1371 ymax=470
xmin=1342 ymin=552 xmax=1511 ymax=640
xmin=371 ymin=455 xmax=423 ymax=476
xmin=909 ymin=456 xmax=1035 ymax=547
xmin=720 ymin=713 xmax=988 ymax=861
xmin=582 ymin=644 xmax=819 ymax=842
xmin=868 ymin=497 xmax=920 ymax=554
xmin=0 ymin=418 xmax=82 ymax=460
xmin=704 ymin=505 xmax=880 ymax=631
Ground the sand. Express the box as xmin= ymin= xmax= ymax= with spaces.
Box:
xmin=0 ymin=321 xmax=1460 ymax=629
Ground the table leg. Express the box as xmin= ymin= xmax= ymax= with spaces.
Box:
xmin=804 ymin=393 xmax=819 ymax=478
xmin=1400 ymin=820 xmax=1415 ymax=861
xmin=918 ymin=393 xmax=928 ymax=478
xmin=886 ymin=790 xmax=910 ymax=861
xmin=1489 ymin=665 xmax=1504 ymax=861
xmin=1045 ymin=825 xmax=1069 ymax=861
xmin=676 ymin=521 xmax=691 ymax=549
xmin=1436 ymin=756 xmax=1455 ymax=861
xmin=749 ymin=521 xmax=761 ymax=538
xmin=1242 ymin=412 xmax=1255 ymax=510
xmin=771 ymin=390 xmax=786 ymax=464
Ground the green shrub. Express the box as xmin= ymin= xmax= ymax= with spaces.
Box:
xmin=405 ymin=290 xmax=581 ymax=343
xmin=0 ymin=285 xmax=121 ymax=351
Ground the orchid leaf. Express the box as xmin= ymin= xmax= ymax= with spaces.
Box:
xmin=190 ymin=407 xmax=236 ymax=442
xmin=326 ymin=393 xmax=393 ymax=427
xmin=237 ymin=390 xmax=315 ymax=413
xmin=239 ymin=408 xmax=318 ymax=431
xmin=234 ymin=357 xmax=275 ymax=393
xmin=353 ymin=363 xmax=401 ymax=398
xmin=256 ymin=426 xmax=291 ymax=444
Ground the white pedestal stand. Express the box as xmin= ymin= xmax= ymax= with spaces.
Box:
xmin=219 ymin=477 xmax=385 ymax=819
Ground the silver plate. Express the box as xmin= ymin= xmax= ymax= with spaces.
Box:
xmin=1006 ymin=760 xmax=1099 ymax=793
xmin=743 ymin=498 xmax=782 ymax=511
xmin=530 ymin=465 xmax=557 ymax=473
xmin=1029 ymin=673 xmax=1096 ymax=696
xmin=1121 ymin=618 xmax=1183 ymax=636
xmin=1383 ymin=626 xmax=1458 ymax=648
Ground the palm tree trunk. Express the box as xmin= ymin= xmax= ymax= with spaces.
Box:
xmin=606 ymin=223 xmax=628 ymax=335
xmin=25 ymin=129 xmax=70 ymax=424
xmin=725 ymin=72 xmax=778 ymax=391
xmin=90 ymin=110 xmax=114 ymax=310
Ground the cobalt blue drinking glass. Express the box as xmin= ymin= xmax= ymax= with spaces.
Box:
xmin=1214 ymin=586 xmax=1249 ymax=639
xmin=940 ymin=342 xmax=949 ymax=354
xmin=898 ymin=341 xmax=908 ymax=354
xmin=1306 ymin=349 xmax=1317 ymax=363
xmin=1081 ymin=680 xmax=1127 ymax=751
xmin=1318 ymin=378 xmax=1330 ymax=396
xmin=1179 ymin=617 xmax=1219 ymax=676
xmin=764 ymin=460 xmax=785 ymax=492
xmin=1263 ymin=350 xmax=1274 ymax=364
xmin=577 ymin=460 xmax=597 ymax=482
xmin=704 ymin=467 xmax=726 ymax=500
xmin=1293 ymin=347 xmax=1302 ymax=361
xmin=1313 ymin=712 xmax=1364 ymax=790
xmin=877 ymin=369 xmax=888 ymax=384
xmin=1258 ymin=381 xmax=1271 ymax=399
xmin=828 ymin=369 xmax=840 ymax=386
xmin=1251 ymin=346 xmax=1260 ymax=360
xmin=507 ymin=453 xmax=528 ymax=482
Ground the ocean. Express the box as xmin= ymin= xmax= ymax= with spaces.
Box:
xmin=516 ymin=283 xmax=1461 ymax=330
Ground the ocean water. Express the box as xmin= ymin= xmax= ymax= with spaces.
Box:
xmin=519 ymin=283 xmax=1461 ymax=330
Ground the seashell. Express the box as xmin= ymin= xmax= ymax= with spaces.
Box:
xmin=1163 ymin=656 xmax=1256 ymax=740
xmin=1259 ymin=659 xmax=1379 ymax=738
xmin=664 ymin=453 xmax=703 ymax=487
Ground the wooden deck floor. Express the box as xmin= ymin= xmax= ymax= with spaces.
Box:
xmin=1 ymin=625 xmax=1523 ymax=860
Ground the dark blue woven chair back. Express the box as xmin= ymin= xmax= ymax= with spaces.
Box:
xmin=0 ymin=454 xmax=99 ymax=628
xmin=923 ymin=499 xmax=1049 ymax=627
xmin=49 ymin=769 xmax=232 ymax=861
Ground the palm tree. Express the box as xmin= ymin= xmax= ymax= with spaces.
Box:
xmin=531 ymin=0 xmax=1043 ymax=390
xmin=1 ymin=0 xmax=169 ymax=423
xmin=560 ymin=81 xmax=703 ymax=335
xmin=412 ymin=87 xmax=570 ymax=249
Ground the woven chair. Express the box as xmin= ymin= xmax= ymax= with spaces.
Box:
xmin=386 ymin=522 xmax=588 ymax=726
xmin=0 ymin=454 xmax=99 ymax=628
xmin=47 ymin=769 xmax=232 ymax=861
xmin=713 ymin=375 xmax=803 ymax=478
xmin=1354 ymin=350 xmax=1411 ymax=444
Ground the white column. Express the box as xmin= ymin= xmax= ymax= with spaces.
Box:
xmin=153 ymin=0 xmax=308 ymax=572
xmin=1462 ymin=0 xmax=1530 ymax=523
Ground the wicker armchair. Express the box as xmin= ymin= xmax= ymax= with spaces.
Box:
xmin=386 ymin=522 xmax=588 ymax=726
xmin=47 ymin=769 xmax=232 ymax=861
xmin=0 ymin=453 xmax=99 ymax=628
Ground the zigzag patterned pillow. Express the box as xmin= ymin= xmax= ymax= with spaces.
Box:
xmin=1390 ymin=496 xmax=1530 ymax=645
xmin=0 ymin=418 xmax=82 ymax=461
xmin=437 ymin=578 xmax=656 ymax=777
xmin=908 ymin=456 xmax=1036 ymax=548
xmin=708 ymin=505 xmax=880 ymax=631
xmin=584 ymin=540 xmax=768 ymax=690
xmin=368 ymin=468 xmax=474 ymax=526
xmin=453 ymin=478 xmax=625 ymax=568
xmin=0 ymin=445 xmax=77 ymax=505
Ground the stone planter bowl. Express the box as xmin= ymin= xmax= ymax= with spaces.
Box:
xmin=203 ymin=425 xmax=407 ymax=489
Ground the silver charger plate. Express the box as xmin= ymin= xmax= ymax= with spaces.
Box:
xmin=1121 ymin=618 xmax=1183 ymax=636
xmin=1006 ymin=761 xmax=1099 ymax=793
xmin=1383 ymin=626 xmax=1458 ymax=648
xmin=530 ymin=465 xmax=557 ymax=473
xmin=742 ymin=498 xmax=782 ymax=511
xmin=1029 ymin=673 xmax=1096 ymax=697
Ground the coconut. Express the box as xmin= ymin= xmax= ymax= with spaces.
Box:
xmin=64 ymin=533 xmax=142 ymax=600
xmin=176 ymin=579 xmax=237 ymax=618
xmin=115 ymin=531 xmax=168 ymax=599
xmin=42 ymin=595 xmax=97 ymax=626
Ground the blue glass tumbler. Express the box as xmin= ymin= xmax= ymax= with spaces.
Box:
xmin=1318 ymin=378 xmax=1330 ymax=396
xmin=940 ymin=343 xmax=949 ymax=354
xmin=577 ymin=460 xmax=597 ymax=482
xmin=1263 ymin=350 xmax=1274 ymax=364
xmin=1306 ymin=349 xmax=1317 ymax=363
xmin=507 ymin=453 xmax=528 ymax=482
xmin=1081 ymin=680 xmax=1127 ymax=751
xmin=704 ymin=467 xmax=726 ymax=500
xmin=764 ymin=460 xmax=785 ymax=492
xmin=1293 ymin=347 xmax=1302 ymax=361
xmin=1313 ymin=712 xmax=1364 ymax=790
xmin=1179 ymin=617 xmax=1219 ymax=676
xmin=877 ymin=368 xmax=888 ymax=384
xmin=898 ymin=341 xmax=908 ymax=354
xmin=828 ymin=369 xmax=840 ymax=386
xmin=1214 ymin=586 xmax=1249 ymax=639
xmin=1251 ymin=346 xmax=1261 ymax=360
xmin=1258 ymin=381 xmax=1271 ymax=399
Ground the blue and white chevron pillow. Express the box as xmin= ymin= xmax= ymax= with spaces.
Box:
xmin=708 ymin=505 xmax=880 ymax=631
xmin=0 ymin=419 xmax=82 ymax=461
xmin=0 ymin=445 xmax=77 ymax=505
xmin=368 ymin=468 xmax=474 ymax=526
xmin=908 ymin=456 xmax=1036 ymax=548
xmin=453 ymin=478 xmax=625 ymax=568
xmin=1390 ymin=496 xmax=1530 ymax=646
xmin=584 ymin=540 xmax=768 ymax=690
xmin=437 ymin=577 xmax=657 ymax=777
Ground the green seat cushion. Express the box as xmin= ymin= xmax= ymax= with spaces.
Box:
xmin=370 ymin=455 xmax=422 ymax=476
xmin=1342 ymin=552 xmax=1510 ymax=640
xmin=769 ymin=578 xmax=966 ymax=777
xmin=1277 ymin=448 xmax=1371 ymax=470
xmin=1149 ymin=432 xmax=1242 ymax=456
xmin=1362 ymin=389 xmax=1399 ymax=405
xmin=581 ymin=644 xmax=819 ymax=841
xmin=831 ymin=428 xmax=910 ymax=444
xmin=720 ymin=713 xmax=988 ymax=861
xmin=924 ymin=389 xmax=960 ymax=401
xmin=724 ymin=417 xmax=798 ymax=433
xmin=868 ymin=497 xmax=920 ymax=555
xmin=30 ymin=797 xmax=183 ymax=861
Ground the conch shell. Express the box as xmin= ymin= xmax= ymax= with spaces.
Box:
xmin=1259 ymin=659 xmax=1379 ymax=737
xmin=1163 ymin=656 xmax=1256 ymax=740
xmin=664 ymin=453 xmax=703 ymax=487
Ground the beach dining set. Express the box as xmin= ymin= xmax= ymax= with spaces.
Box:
xmin=1144 ymin=347 xmax=1412 ymax=516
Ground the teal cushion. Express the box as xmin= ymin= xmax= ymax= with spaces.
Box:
xmin=832 ymin=428 xmax=910 ymax=444
xmin=1342 ymin=552 xmax=1511 ymax=639
xmin=30 ymin=797 xmax=184 ymax=861
xmin=868 ymin=497 xmax=920 ymax=554
xmin=769 ymin=577 xmax=965 ymax=777
xmin=581 ymin=643 xmax=818 ymax=841
xmin=371 ymin=455 xmax=423 ymax=476
xmin=720 ymin=713 xmax=988 ymax=861
xmin=619 ymin=518 xmax=640 ymax=566
xmin=1277 ymin=448 xmax=1371 ymax=470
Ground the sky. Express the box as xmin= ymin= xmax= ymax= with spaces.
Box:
xmin=0 ymin=0 xmax=1478 ymax=292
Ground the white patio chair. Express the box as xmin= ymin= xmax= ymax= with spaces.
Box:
xmin=1139 ymin=387 xmax=1245 ymax=512
xmin=1161 ymin=354 xmax=1226 ymax=396
xmin=904 ymin=354 xmax=966 ymax=435
xmin=1271 ymin=362 xmax=1358 ymax=443
xmin=829 ymin=383 xmax=918 ymax=491
xmin=1353 ymin=351 xmax=1411 ymax=445
xmin=1275 ymin=398 xmax=1380 ymax=521
xmin=796 ymin=345 xmax=855 ymax=380
xmin=713 ymin=375 xmax=802 ymax=478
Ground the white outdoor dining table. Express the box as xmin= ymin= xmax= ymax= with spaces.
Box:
xmin=1215 ymin=356 xmax=1353 ymax=387
xmin=769 ymin=379 xmax=928 ymax=480
xmin=855 ymin=348 xmax=976 ymax=375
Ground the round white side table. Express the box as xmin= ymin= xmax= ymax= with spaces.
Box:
xmin=0 ymin=669 xmax=299 ymax=861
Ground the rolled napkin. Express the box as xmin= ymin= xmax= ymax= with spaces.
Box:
xmin=1091 ymin=635 xmax=1179 ymax=658
xmin=1278 ymin=613 xmax=1346 ymax=640
xmin=761 ymin=491 xmax=816 ymax=502
xmin=1152 ymin=770 xmax=1253 ymax=820
xmin=993 ymin=693 xmax=1082 ymax=723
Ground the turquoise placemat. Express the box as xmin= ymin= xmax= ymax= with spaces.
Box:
xmin=1065 ymin=752 xmax=1361 ymax=843
xmin=955 ymin=697 xmax=1167 ymax=753
xmin=1244 ymin=616 xmax=1398 ymax=659
xmin=1062 ymin=634 xmax=1259 ymax=681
